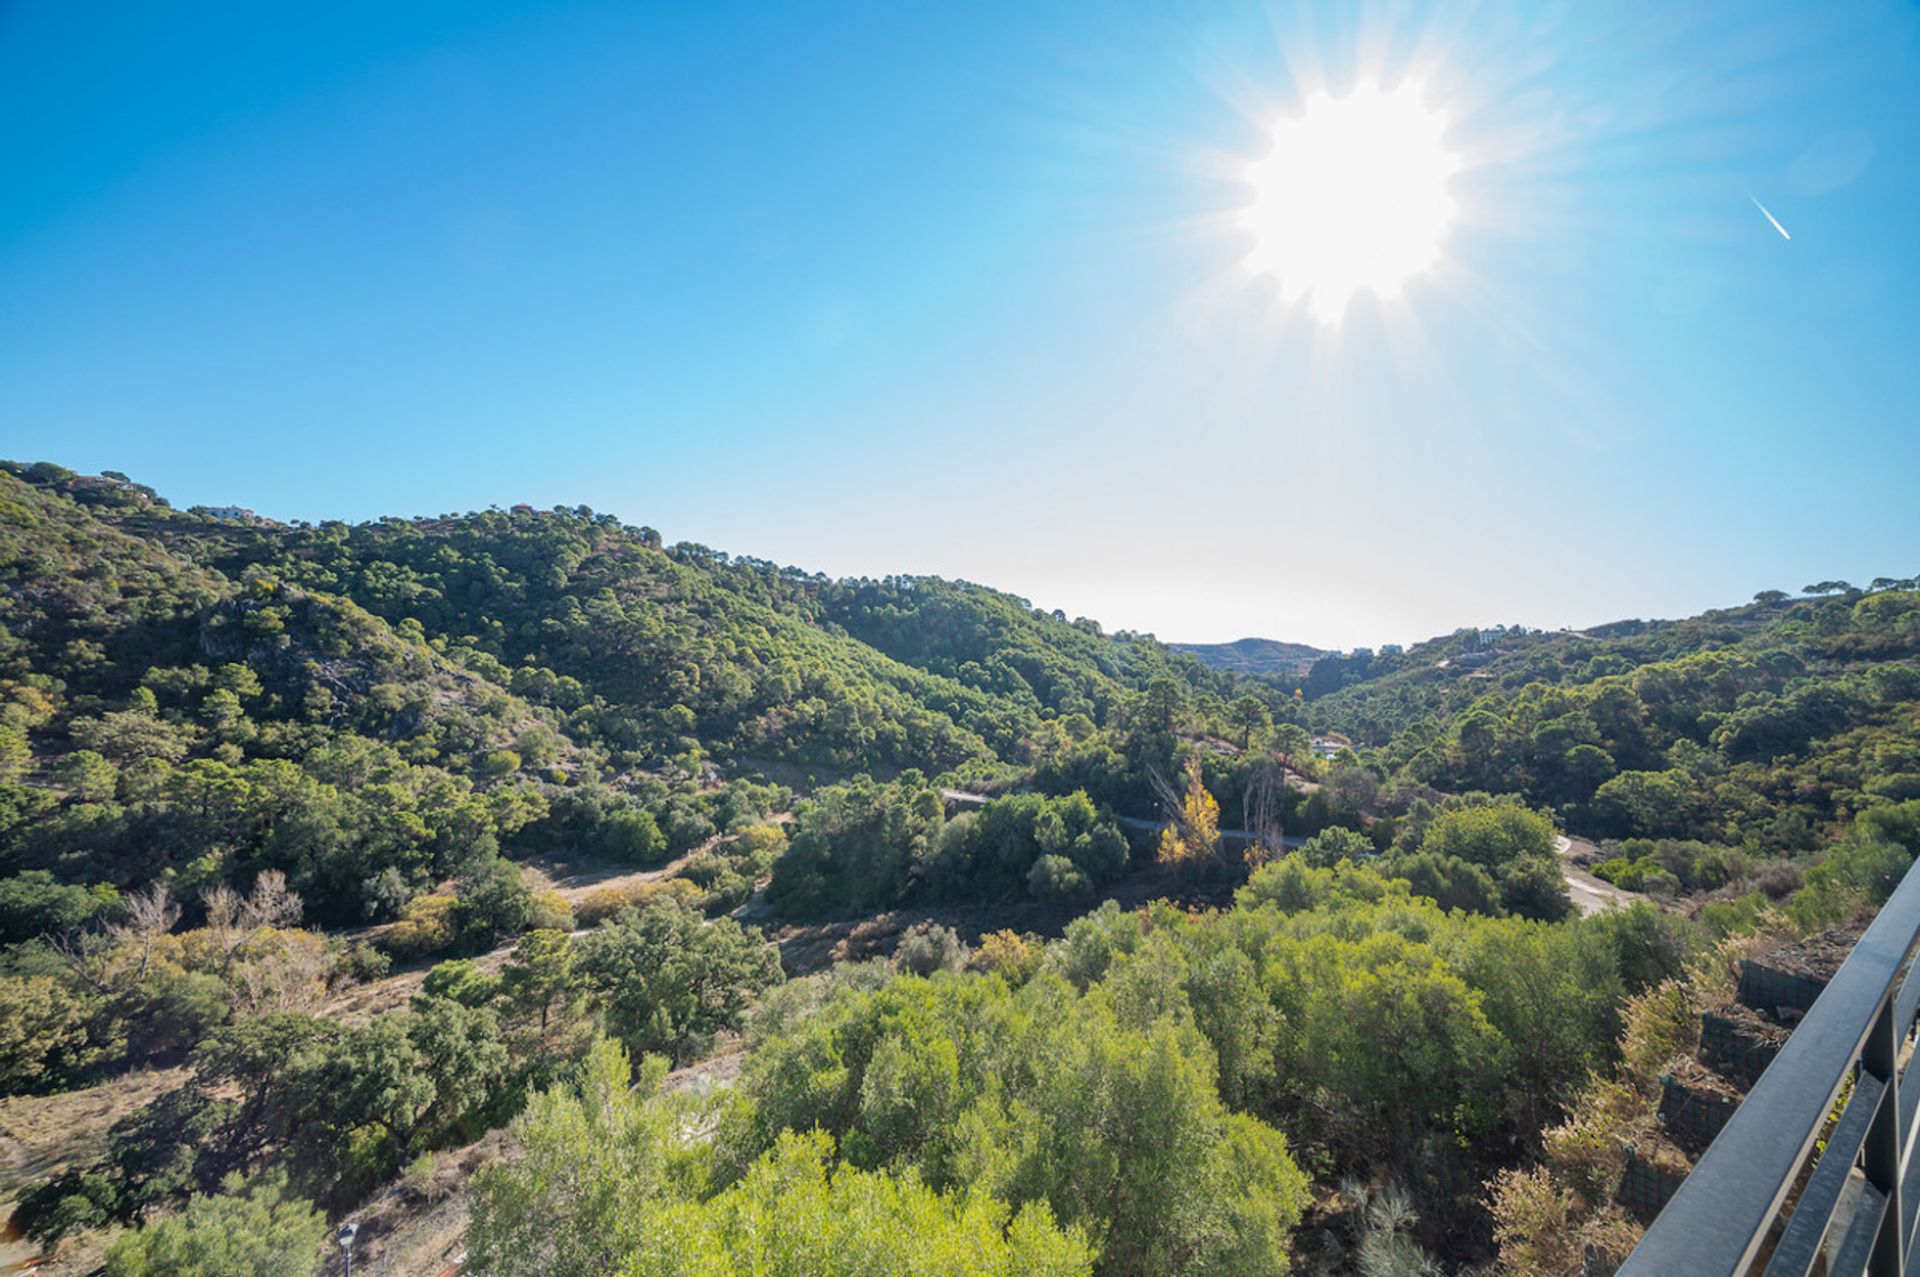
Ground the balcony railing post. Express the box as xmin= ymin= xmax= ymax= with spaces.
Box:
xmin=1619 ymin=863 xmax=1920 ymax=1276
xmin=1864 ymin=990 xmax=1902 ymax=1277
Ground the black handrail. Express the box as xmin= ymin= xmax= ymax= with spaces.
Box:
xmin=1620 ymin=863 xmax=1920 ymax=1277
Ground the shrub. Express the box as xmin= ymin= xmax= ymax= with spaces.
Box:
xmin=601 ymin=808 xmax=668 ymax=864
xmin=970 ymin=929 xmax=1043 ymax=984
xmin=892 ymin=922 xmax=968 ymax=976
xmin=387 ymin=894 xmax=460 ymax=958
xmin=1027 ymin=854 xmax=1092 ymax=904
xmin=528 ymin=889 xmax=573 ymax=932
xmin=421 ymin=959 xmax=501 ymax=1007
xmin=1300 ymin=826 xmax=1373 ymax=868
xmin=575 ymin=885 xmax=637 ymax=928
xmin=335 ymin=941 xmax=392 ymax=984
xmin=103 ymin=1171 xmax=325 ymax=1277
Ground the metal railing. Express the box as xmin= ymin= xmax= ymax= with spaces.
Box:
xmin=1620 ymin=863 xmax=1920 ymax=1277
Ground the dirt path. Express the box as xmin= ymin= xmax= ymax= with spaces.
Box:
xmin=327 ymin=818 xmax=800 ymax=1024
xmin=1556 ymin=834 xmax=1644 ymax=915
xmin=524 ymin=813 xmax=792 ymax=907
xmin=518 ymin=834 xmax=716 ymax=905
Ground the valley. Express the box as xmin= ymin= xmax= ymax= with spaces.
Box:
xmin=2 ymin=460 xmax=1915 ymax=1275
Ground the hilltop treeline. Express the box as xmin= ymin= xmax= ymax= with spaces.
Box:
xmin=1295 ymin=589 xmax=1920 ymax=853
xmin=0 ymin=461 xmax=1264 ymax=923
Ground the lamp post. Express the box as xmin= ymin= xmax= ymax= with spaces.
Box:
xmin=336 ymin=1222 xmax=359 ymax=1277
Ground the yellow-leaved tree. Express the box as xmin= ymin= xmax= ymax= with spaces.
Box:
xmin=1158 ymin=757 xmax=1221 ymax=867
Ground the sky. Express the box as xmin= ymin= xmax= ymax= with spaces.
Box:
xmin=3 ymin=1 xmax=1917 ymax=649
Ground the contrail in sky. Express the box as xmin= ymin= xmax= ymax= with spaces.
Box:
xmin=1749 ymin=193 xmax=1791 ymax=241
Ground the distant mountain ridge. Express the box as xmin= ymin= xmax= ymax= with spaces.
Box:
xmin=1171 ymin=636 xmax=1330 ymax=679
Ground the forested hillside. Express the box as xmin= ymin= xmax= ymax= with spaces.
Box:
xmin=7 ymin=460 xmax=1920 ymax=1277
xmin=1298 ymin=588 xmax=1920 ymax=855
xmin=0 ymin=462 xmax=1243 ymax=917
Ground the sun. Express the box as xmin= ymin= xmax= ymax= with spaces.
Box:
xmin=1241 ymin=81 xmax=1460 ymax=325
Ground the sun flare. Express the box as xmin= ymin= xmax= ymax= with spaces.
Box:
xmin=1242 ymin=81 xmax=1460 ymax=325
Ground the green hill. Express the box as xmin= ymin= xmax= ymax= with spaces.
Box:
xmin=1171 ymin=636 xmax=1329 ymax=679
xmin=1301 ymin=588 xmax=1920 ymax=850
xmin=0 ymin=461 xmax=1234 ymax=920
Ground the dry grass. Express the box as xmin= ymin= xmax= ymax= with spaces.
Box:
xmin=0 ymin=1068 xmax=186 ymax=1202
xmin=1 ymin=1070 xmax=183 ymax=1275
xmin=333 ymin=1130 xmax=510 ymax=1277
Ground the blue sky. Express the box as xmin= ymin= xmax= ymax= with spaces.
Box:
xmin=3 ymin=1 xmax=1916 ymax=648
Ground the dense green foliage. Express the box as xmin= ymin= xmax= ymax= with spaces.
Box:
xmin=466 ymin=1042 xmax=1096 ymax=1277
xmin=0 ymin=464 xmax=1233 ymax=923
xmin=14 ymin=892 xmax=783 ymax=1240
xmin=722 ymin=964 xmax=1310 ymax=1276
xmin=574 ymin=896 xmax=784 ymax=1064
xmin=11 ymin=461 xmax=1920 ymax=1272
xmin=1300 ymin=590 xmax=1920 ymax=850
xmin=768 ymin=779 xmax=1130 ymax=914
xmin=465 ymin=853 xmax=1697 ymax=1272
xmin=103 ymin=1172 xmax=324 ymax=1277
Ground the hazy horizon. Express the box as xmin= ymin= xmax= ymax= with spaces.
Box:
xmin=17 ymin=453 xmax=1892 ymax=652
xmin=5 ymin=0 xmax=1916 ymax=651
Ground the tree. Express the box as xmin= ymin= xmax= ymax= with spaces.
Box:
xmin=624 ymin=1130 xmax=1096 ymax=1277
xmin=926 ymin=791 xmax=1126 ymax=904
xmin=1300 ymin=826 xmax=1372 ymax=868
xmin=420 ymin=958 xmax=501 ymax=1008
xmin=1591 ymin=770 xmax=1697 ymax=839
xmin=468 ymin=1045 xmax=1096 ymax=1277
xmin=1413 ymin=801 xmax=1570 ymax=921
xmin=1422 ymin=802 xmax=1556 ymax=871
xmin=457 ymin=856 xmax=533 ymax=949
xmin=1140 ymin=677 xmax=1184 ymax=732
xmin=1265 ymin=928 xmax=1505 ymax=1172
xmin=768 ymin=775 xmax=946 ymax=914
xmin=1453 ymin=918 xmax=1623 ymax=1134
xmin=575 ymin=897 xmax=783 ymax=1065
xmin=0 ymin=870 xmax=120 ymax=945
xmin=0 ymin=721 xmax=28 ymax=782
xmin=1563 ymin=743 xmax=1616 ymax=795
xmin=1385 ymin=850 xmax=1503 ymax=915
xmin=500 ymin=929 xmax=579 ymax=1037
xmin=0 ymin=974 xmax=95 ymax=1093
xmin=465 ymin=1042 xmax=690 ymax=1277
xmin=320 ymin=1016 xmax=437 ymax=1160
xmin=1228 ymin=696 xmax=1270 ymax=749
xmin=103 ymin=1172 xmax=325 ymax=1277
xmin=729 ymin=973 xmax=1309 ymax=1277
xmin=1157 ymin=758 xmax=1221 ymax=868
xmin=1500 ymin=857 xmax=1577 ymax=922
xmin=1270 ymin=723 xmax=1312 ymax=768
xmin=1028 ymin=853 xmax=1093 ymax=903
xmin=409 ymin=995 xmax=510 ymax=1142
xmin=56 ymin=749 xmax=118 ymax=802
